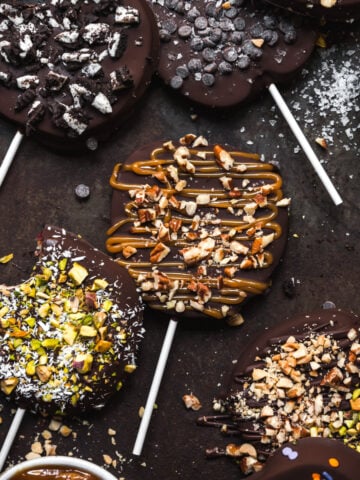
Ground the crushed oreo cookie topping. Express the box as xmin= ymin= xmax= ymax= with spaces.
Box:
xmin=0 ymin=0 xmax=158 ymax=147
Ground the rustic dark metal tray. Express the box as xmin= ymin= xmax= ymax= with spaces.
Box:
xmin=0 ymin=20 xmax=359 ymax=480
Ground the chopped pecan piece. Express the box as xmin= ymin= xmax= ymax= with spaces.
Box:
xmin=122 ymin=246 xmax=137 ymax=258
xmin=179 ymin=133 xmax=196 ymax=145
xmin=138 ymin=208 xmax=157 ymax=223
xmin=213 ymin=145 xmax=234 ymax=171
xmin=162 ymin=140 xmax=176 ymax=151
xmin=183 ymin=393 xmax=202 ymax=410
xmin=192 ymin=135 xmax=208 ymax=147
xmin=197 ymin=282 xmax=212 ymax=304
xmin=320 ymin=366 xmax=344 ymax=387
xmin=150 ymin=242 xmax=171 ymax=263
xmin=169 ymin=218 xmax=182 ymax=232
xmin=180 ymin=237 xmax=215 ymax=265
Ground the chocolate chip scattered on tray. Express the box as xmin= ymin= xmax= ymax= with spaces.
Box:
xmin=75 ymin=184 xmax=91 ymax=200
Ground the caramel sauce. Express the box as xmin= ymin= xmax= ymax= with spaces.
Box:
xmin=107 ymin=141 xmax=288 ymax=320
xmin=10 ymin=467 xmax=100 ymax=480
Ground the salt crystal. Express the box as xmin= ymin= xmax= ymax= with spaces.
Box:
xmin=291 ymin=44 xmax=359 ymax=151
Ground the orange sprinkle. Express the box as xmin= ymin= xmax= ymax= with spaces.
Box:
xmin=329 ymin=457 xmax=340 ymax=468
xmin=312 ymin=474 xmax=321 ymax=480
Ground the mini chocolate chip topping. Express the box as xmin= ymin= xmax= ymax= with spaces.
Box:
xmin=0 ymin=0 xmax=159 ymax=148
xmin=149 ymin=0 xmax=317 ymax=108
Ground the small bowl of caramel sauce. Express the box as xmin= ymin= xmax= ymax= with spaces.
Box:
xmin=0 ymin=456 xmax=117 ymax=480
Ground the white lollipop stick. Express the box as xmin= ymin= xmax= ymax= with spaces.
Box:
xmin=268 ymin=83 xmax=342 ymax=206
xmin=0 ymin=408 xmax=26 ymax=471
xmin=133 ymin=318 xmax=178 ymax=456
xmin=0 ymin=131 xmax=24 ymax=188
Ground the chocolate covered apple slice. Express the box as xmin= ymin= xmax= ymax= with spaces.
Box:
xmin=198 ymin=308 xmax=360 ymax=475
xmin=0 ymin=0 xmax=159 ymax=150
xmin=107 ymin=134 xmax=290 ymax=323
xmin=144 ymin=1 xmax=342 ymax=206
xmin=147 ymin=0 xmax=317 ymax=108
xmin=0 ymin=225 xmax=144 ymax=415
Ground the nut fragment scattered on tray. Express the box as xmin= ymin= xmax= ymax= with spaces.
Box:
xmin=107 ymin=134 xmax=290 ymax=323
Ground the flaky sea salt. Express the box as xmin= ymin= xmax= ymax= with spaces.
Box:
xmin=291 ymin=44 xmax=360 ymax=152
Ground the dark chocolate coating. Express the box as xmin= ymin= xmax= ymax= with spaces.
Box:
xmin=0 ymin=225 xmax=144 ymax=415
xmin=147 ymin=0 xmax=317 ymax=108
xmin=251 ymin=437 xmax=360 ymax=480
xmin=262 ymin=0 xmax=360 ymax=22
xmin=107 ymin=136 xmax=289 ymax=322
xmin=0 ymin=0 xmax=159 ymax=151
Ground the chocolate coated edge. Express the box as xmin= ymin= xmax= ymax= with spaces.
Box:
xmin=227 ymin=308 xmax=359 ymax=397
xmin=251 ymin=436 xmax=360 ymax=479
xmin=263 ymin=0 xmax=360 ymax=20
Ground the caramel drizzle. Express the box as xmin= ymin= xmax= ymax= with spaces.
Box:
xmin=110 ymin=148 xmax=283 ymax=200
xmin=134 ymin=271 xmax=269 ymax=319
xmin=120 ymin=198 xmax=280 ymax=221
xmin=107 ymin=221 xmax=281 ymax=258
xmin=107 ymin=143 xmax=286 ymax=319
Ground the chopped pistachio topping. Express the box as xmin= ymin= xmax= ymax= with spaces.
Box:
xmin=0 ymin=244 xmax=144 ymax=415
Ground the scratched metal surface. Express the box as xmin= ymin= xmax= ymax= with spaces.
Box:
xmin=0 ymin=21 xmax=359 ymax=480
